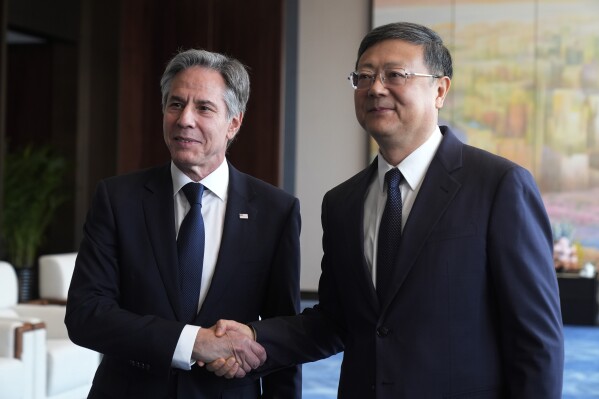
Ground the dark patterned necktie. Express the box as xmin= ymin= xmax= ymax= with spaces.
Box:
xmin=178 ymin=182 xmax=205 ymax=323
xmin=376 ymin=168 xmax=403 ymax=303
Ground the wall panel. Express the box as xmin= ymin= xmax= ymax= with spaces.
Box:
xmin=118 ymin=0 xmax=284 ymax=186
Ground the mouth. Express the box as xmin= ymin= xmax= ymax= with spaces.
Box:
xmin=368 ymin=106 xmax=393 ymax=113
xmin=367 ymin=101 xmax=394 ymax=112
xmin=174 ymin=136 xmax=201 ymax=144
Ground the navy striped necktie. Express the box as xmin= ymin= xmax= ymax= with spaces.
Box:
xmin=376 ymin=168 xmax=403 ymax=303
xmin=178 ymin=182 xmax=205 ymax=323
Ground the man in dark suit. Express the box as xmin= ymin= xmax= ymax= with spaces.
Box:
xmin=211 ymin=22 xmax=564 ymax=398
xmin=65 ymin=49 xmax=301 ymax=398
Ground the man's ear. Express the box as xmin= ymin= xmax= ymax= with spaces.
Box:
xmin=227 ymin=113 xmax=244 ymax=141
xmin=435 ymin=76 xmax=451 ymax=109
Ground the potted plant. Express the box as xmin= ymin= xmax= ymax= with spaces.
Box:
xmin=1 ymin=145 xmax=67 ymax=302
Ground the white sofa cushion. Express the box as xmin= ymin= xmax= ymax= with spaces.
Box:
xmin=46 ymin=339 xmax=98 ymax=397
xmin=0 ymin=358 xmax=26 ymax=398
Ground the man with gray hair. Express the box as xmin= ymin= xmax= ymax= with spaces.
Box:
xmin=66 ymin=49 xmax=301 ymax=398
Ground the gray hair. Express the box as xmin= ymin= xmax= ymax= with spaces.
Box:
xmin=356 ymin=22 xmax=453 ymax=79
xmin=160 ymin=49 xmax=250 ymax=120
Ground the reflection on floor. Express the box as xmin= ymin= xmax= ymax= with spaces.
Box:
xmin=299 ymin=307 xmax=599 ymax=398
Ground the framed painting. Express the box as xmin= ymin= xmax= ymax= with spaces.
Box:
xmin=372 ymin=0 xmax=599 ymax=267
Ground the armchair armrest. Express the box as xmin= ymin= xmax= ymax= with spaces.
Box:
xmin=0 ymin=317 xmax=47 ymax=399
xmin=13 ymin=304 xmax=66 ymax=339
xmin=0 ymin=318 xmax=32 ymax=358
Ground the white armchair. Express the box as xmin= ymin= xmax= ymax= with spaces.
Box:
xmin=38 ymin=253 xmax=78 ymax=305
xmin=0 ymin=260 xmax=100 ymax=399
xmin=0 ymin=318 xmax=40 ymax=399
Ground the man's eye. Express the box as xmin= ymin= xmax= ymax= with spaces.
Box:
xmin=357 ymin=73 xmax=373 ymax=81
xmin=386 ymin=70 xmax=406 ymax=79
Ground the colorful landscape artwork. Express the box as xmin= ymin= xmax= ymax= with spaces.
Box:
xmin=373 ymin=0 xmax=599 ymax=263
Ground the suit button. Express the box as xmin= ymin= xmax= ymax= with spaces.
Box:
xmin=377 ymin=327 xmax=390 ymax=337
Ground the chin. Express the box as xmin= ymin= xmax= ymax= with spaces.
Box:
xmin=172 ymin=154 xmax=198 ymax=168
xmin=367 ymin=128 xmax=391 ymax=139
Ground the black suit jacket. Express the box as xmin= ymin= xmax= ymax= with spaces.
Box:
xmin=66 ymin=161 xmax=301 ymax=398
xmin=253 ymin=127 xmax=564 ymax=398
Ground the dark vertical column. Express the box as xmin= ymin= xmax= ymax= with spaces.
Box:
xmin=215 ymin=0 xmax=284 ymax=186
xmin=0 ymin=0 xmax=7 ymax=231
xmin=282 ymin=0 xmax=299 ymax=193
xmin=74 ymin=0 xmax=120 ymax=245
xmin=117 ymin=0 xmax=216 ymax=175
xmin=117 ymin=0 xmax=155 ymax=174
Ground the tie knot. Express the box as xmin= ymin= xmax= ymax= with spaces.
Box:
xmin=182 ymin=182 xmax=204 ymax=205
xmin=385 ymin=168 xmax=402 ymax=190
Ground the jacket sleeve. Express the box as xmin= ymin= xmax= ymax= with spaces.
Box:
xmin=252 ymin=192 xmax=345 ymax=376
xmin=257 ymin=198 xmax=302 ymax=399
xmin=65 ymin=179 xmax=184 ymax=378
xmin=488 ymin=166 xmax=564 ymax=398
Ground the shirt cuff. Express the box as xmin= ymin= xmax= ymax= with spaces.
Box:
xmin=171 ymin=324 xmax=201 ymax=370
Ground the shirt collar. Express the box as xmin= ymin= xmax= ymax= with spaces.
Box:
xmin=377 ymin=126 xmax=443 ymax=192
xmin=171 ymin=159 xmax=229 ymax=201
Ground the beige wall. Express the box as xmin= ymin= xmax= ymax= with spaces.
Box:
xmin=296 ymin=0 xmax=370 ymax=291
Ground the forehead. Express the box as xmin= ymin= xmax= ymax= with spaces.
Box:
xmin=357 ymin=39 xmax=425 ymax=70
xmin=169 ymin=66 xmax=226 ymax=97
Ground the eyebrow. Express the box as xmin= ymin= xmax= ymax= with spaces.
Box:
xmin=168 ymin=95 xmax=218 ymax=109
xmin=357 ymin=62 xmax=407 ymax=70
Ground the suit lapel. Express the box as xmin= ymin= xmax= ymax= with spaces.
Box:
xmin=342 ymin=160 xmax=380 ymax=313
xmin=381 ymin=128 xmax=463 ymax=312
xmin=142 ymin=165 xmax=182 ymax=320
xmin=198 ymin=164 xmax=254 ymax=317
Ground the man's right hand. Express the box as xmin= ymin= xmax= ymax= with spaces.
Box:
xmin=192 ymin=324 xmax=265 ymax=378
xmin=202 ymin=320 xmax=260 ymax=378
xmin=213 ymin=319 xmax=255 ymax=340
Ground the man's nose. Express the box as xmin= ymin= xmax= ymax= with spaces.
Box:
xmin=177 ymin=105 xmax=195 ymax=127
xmin=368 ymin=72 xmax=387 ymax=95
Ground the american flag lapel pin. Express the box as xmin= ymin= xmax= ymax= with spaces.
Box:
xmin=239 ymin=213 xmax=249 ymax=219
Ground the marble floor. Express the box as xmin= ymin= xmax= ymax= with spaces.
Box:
xmin=301 ymin=324 xmax=599 ymax=399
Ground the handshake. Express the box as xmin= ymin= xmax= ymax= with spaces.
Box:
xmin=193 ymin=320 xmax=264 ymax=379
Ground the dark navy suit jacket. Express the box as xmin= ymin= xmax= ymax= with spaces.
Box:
xmin=66 ymin=162 xmax=301 ymax=398
xmin=253 ymin=127 xmax=564 ymax=399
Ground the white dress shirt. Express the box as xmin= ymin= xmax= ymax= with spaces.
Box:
xmin=171 ymin=159 xmax=229 ymax=369
xmin=363 ymin=127 xmax=443 ymax=288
